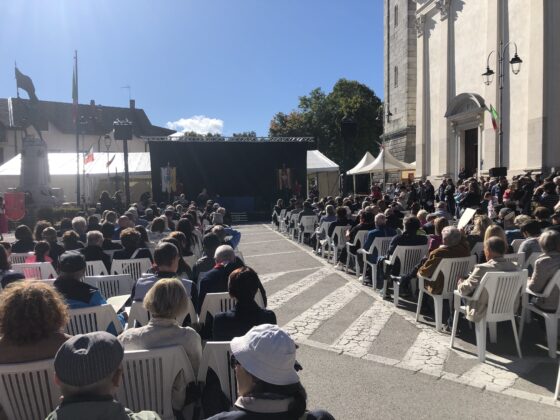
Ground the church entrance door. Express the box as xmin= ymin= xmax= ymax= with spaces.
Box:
xmin=464 ymin=128 xmax=478 ymax=176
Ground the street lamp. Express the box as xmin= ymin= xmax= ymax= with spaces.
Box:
xmin=482 ymin=41 xmax=523 ymax=167
xmin=376 ymin=104 xmax=392 ymax=192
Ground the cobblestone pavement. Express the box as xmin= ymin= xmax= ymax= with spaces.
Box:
xmin=236 ymin=223 xmax=560 ymax=409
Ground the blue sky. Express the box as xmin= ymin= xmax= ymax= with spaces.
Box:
xmin=1 ymin=0 xmax=383 ymax=136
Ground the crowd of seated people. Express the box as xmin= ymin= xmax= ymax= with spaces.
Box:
xmin=0 ymin=192 xmax=335 ymax=419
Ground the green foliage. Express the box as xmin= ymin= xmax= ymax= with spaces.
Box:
xmin=269 ymin=79 xmax=383 ymax=169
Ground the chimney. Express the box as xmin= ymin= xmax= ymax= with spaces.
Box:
xmin=90 ymin=99 xmax=95 ymax=106
xmin=129 ymin=99 xmax=135 ymax=109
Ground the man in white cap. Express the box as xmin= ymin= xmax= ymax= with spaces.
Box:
xmin=46 ymin=331 xmax=160 ymax=419
xmin=206 ymin=324 xmax=334 ymax=420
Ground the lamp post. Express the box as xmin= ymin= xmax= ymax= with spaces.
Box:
xmin=482 ymin=41 xmax=523 ymax=168
xmin=376 ymin=104 xmax=392 ymax=192
xmin=103 ymin=134 xmax=112 ymax=188
xmin=341 ymin=115 xmax=357 ymax=196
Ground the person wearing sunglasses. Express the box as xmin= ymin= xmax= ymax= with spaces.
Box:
xmin=207 ymin=324 xmax=334 ymax=420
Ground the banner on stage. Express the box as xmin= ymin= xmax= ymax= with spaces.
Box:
xmin=161 ymin=166 xmax=177 ymax=193
xmin=4 ymin=192 xmax=26 ymax=221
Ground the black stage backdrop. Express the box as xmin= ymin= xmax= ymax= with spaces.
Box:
xmin=149 ymin=140 xmax=308 ymax=212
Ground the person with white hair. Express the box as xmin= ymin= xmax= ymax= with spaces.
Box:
xmin=80 ymin=230 xmax=111 ymax=271
xmin=360 ymin=213 xmax=397 ymax=285
xmin=71 ymin=216 xmax=87 ymax=242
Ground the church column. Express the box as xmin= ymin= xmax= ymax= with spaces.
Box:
xmin=436 ymin=0 xmax=451 ymax=176
xmin=415 ymin=14 xmax=426 ymax=177
xmin=482 ymin=0 xmax=500 ymax=171
xmin=527 ymin=0 xmax=545 ymax=170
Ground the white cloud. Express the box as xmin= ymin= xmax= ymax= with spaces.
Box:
xmin=166 ymin=115 xmax=224 ymax=135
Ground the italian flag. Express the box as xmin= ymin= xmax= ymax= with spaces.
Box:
xmin=487 ymin=105 xmax=499 ymax=131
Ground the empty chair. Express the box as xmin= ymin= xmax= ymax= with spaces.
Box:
xmin=519 ymin=270 xmax=560 ymax=358
xmin=118 ymin=346 xmax=196 ymax=420
xmin=84 ymin=274 xmax=134 ymax=299
xmin=85 ymin=260 xmax=109 ymax=276
xmin=197 ymin=341 xmax=237 ymax=408
xmin=65 ymin=304 xmax=123 ymax=335
xmin=12 ymin=262 xmax=57 ymax=279
xmin=450 ymin=270 xmax=527 ymax=362
xmin=110 ymin=258 xmax=152 ymax=281
xmin=361 ymin=237 xmax=394 ymax=286
xmin=9 ymin=252 xmax=34 ymax=264
xmin=416 ymin=255 xmax=477 ymax=331
xmin=386 ymin=244 xmax=429 ymax=306
xmin=0 ymin=358 xmax=60 ymax=420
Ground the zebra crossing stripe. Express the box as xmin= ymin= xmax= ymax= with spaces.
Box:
xmin=396 ymin=328 xmax=451 ymax=376
xmin=260 ymin=267 xmax=317 ymax=284
xmin=331 ymin=299 xmax=394 ymax=358
xmin=267 ymin=267 xmax=332 ymax=310
xmin=282 ymin=283 xmax=361 ymax=341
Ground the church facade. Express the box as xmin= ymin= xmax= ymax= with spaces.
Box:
xmin=387 ymin=0 xmax=560 ymax=180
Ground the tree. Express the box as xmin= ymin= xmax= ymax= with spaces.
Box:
xmin=269 ymin=79 xmax=383 ymax=170
xmin=232 ymin=131 xmax=257 ymax=137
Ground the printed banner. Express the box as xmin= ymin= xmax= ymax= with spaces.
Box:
xmin=4 ymin=192 xmax=26 ymax=221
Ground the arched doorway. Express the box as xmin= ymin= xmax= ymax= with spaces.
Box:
xmin=445 ymin=93 xmax=486 ymax=179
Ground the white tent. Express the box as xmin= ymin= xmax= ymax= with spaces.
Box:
xmin=306 ymin=150 xmax=339 ymax=197
xmin=346 ymin=151 xmax=376 ymax=175
xmin=355 ymin=148 xmax=414 ymax=174
xmin=0 ymin=153 xmax=152 ymax=204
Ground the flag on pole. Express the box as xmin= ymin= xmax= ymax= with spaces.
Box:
xmin=106 ymin=154 xmax=116 ymax=168
xmin=84 ymin=145 xmax=94 ymax=165
xmin=72 ymin=53 xmax=79 ymax=124
xmin=15 ymin=67 xmax=38 ymax=101
xmin=487 ymin=104 xmax=499 ymax=131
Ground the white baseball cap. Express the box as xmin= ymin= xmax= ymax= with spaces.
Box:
xmin=230 ymin=324 xmax=300 ymax=386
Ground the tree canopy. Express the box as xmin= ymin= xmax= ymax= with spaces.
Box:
xmin=269 ymin=79 xmax=383 ymax=171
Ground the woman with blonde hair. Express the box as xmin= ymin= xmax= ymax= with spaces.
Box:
xmin=119 ymin=277 xmax=202 ymax=415
xmin=484 ymin=224 xmax=513 ymax=255
xmin=467 ymin=215 xmax=492 ymax=249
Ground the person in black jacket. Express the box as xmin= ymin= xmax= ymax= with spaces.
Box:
xmin=100 ymin=222 xmax=123 ymax=251
xmin=80 ymin=230 xmax=112 ymax=271
xmin=42 ymin=227 xmax=65 ymax=270
xmin=213 ymin=267 xmax=276 ymax=341
xmin=11 ymin=224 xmax=36 ymax=253
xmin=112 ymin=228 xmax=153 ymax=262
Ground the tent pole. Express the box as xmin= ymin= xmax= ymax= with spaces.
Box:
xmin=353 ymin=175 xmax=356 ymax=195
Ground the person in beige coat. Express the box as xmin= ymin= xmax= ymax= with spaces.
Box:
xmin=528 ymin=230 xmax=560 ymax=312
xmin=119 ymin=278 xmax=202 ymax=414
xmin=457 ymin=237 xmax=518 ymax=322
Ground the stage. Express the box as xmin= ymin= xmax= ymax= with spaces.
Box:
xmin=147 ymin=136 xmax=313 ymax=214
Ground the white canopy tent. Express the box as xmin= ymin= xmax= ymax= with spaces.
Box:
xmin=354 ymin=148 xmax=415 ymax=174
xmin=345 ymin=151 xmax=376 ymax=194
xmin=306 ymin=150 xmax=339 ymax=197
xmin=0 ymin=153 xmax=152 ymax=204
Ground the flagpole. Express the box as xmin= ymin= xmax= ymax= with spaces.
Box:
xmin=74 ymin=50 xmax=81 ymax=206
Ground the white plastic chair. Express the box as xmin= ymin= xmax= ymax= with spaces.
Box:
xmin=511 ymin=239 xmax=524 ymax=253
xmin=197 ymin=342 xmax=237 ymax=408
xmin=84 ymin=274 xmax=134 ymax=299
xmin=470 ymin=242 xmax=484 ymax=263
xmin=416 ymin=255 xmax=477 ymax=331
xmin=9 ymin=252 xmax=34 ymax=264
xmin=386 ymin=244 xmax=429 ymax=306
xmin=345 ymin=230 xmax=369 ymax=275
xmin=298 ymin=215 xmax=318 ymax=243
xmin=183 ymin=255 xmax=198 ymax=270
xmin=523 ymin=252 xmax=541 ymax=272
xmin=519 ymin=270 xmax=560 ymax=358
xmin=85 ymin=260 xmax=109 ymax=276
xmin=199 ymin=292 xmax=236 ymax=327
xmin=12 ymin=262 xmax=57 ymax=279
xmin=118 ymin=346 xmax=196 ymax=420
xmin=279 ymin=210 xmax=290 ymax=233
xmin=321 ymin=225 xmax=349 ymax=264
xmin=360 ymin=237 xmax=394 ymax=285
xmin=127 ymin=297 xmax=198 ymax=329
xmin=502 ymin=252 xmax=525 ymax=268
xmin=314 ymin=221 xmax=332 ymax=255
xmin=288 ymin=213 xmax=299 ymax=240
xmin=65 ymin=304 xmax=123 ymax=335
xmin=110 ymin=258 xmax=152 ymax=281
xmin=450 ymin=270 xmax=528 ymax=362
xmin=0 ymin=358 xmax=60 ymax=420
